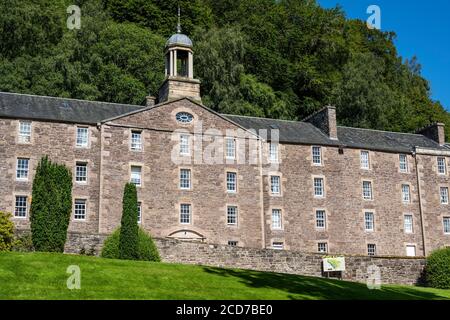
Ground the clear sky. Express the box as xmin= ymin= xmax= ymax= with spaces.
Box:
xmin=317 ymin=0 xmax=450 ymax=110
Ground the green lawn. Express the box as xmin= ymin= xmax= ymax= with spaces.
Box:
xmin=0 ymin=251 xmax=449 ymax=300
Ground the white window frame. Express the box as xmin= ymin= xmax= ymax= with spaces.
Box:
xmin=443 ymin=217 xmax=450 ymax=234
xmin=367 ymin=244 xmax=376 ymax=256
xmin=399 ymin=154 xmax=408 ymax=173
xmin=228 ymin=241 xmax=238 ymax=247
xmin=271 ymin=209 xmax=282 ymax=230
xmin=315 ymin=210 xmax=326 ymax=229
xmin=179 ymin=169 xmax=191 ymax=190
xmin=440 ymin=187 xmax=449 ymax=205
xmin=75 ymin=162 xmax=88 ymax=184
xmin=16 ymin=158 xmax=29 ymax=181
xmin=227 ymin=206 xmax=238 ymax=226
xmin=180 ymin=204 xmax=191 ymax=224
xmin=401 ymin=184 xmax=411 ymax=203
xmin=360 ymin=150 xmax=370 ymax=169
xmin=269 ymin=143 xmax=279 ymax=163
xmin=317 ymin=242 xmax=328 ymax=253
xmin=364 ymin=211 xmax=374 ymax=232
xmin=226 ymin=172 xmax=237 ymax=193
xmin=312 ymin=146 xmax=322 ymax=165
xmin=76 ymin=127 xmax=89 ymax=148
xmin=74 ymin=199 xmax=87 ymax=220
xmin=313 ymin=177 xmax=324 ymax=197
xmin=406 ymin=245 xmax=416 ymax=257
xmin=131 ymin=130 xmax=143 ymax=151
xmin=272 ymin=242 xmax=284 ymax=250
xmin=362 ymin=181 xmax=373 ymax=200
xmin=14 ymin=195 xmax=28 ymax=218
xmin=404 ymin=214 xmax=413 ymax=233
xmin=225 ymin=137 xmax=236 ymax=160
xmin=179 ymin=134 xmax=190 ymax=155
xmin=18 ymin=121 xmax=31 ymax=143
xmin=270 ymin=175 xmax=281 ymax=195
xmin=130 ymin=166 xmax=142 ymax=187
xmin=437 ymin=157 xmax=447 ymax=175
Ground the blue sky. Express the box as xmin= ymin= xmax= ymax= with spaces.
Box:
xmin=317 ymin=0 xmax=450 ymax=110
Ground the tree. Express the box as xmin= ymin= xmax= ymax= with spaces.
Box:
xmin=30 ymin=156 xmax=72 ymax=252
xmin=119 ymin=183 xmax=139 ymax=260
xmin=0 ymin=211 xmax=14 ymax=251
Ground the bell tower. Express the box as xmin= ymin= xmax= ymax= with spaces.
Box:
xmin=158 ymin=8 xmax=201 ymax=103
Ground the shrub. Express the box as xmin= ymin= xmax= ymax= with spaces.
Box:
xmin=101 ymin=228 xmax=160 ymax=262
xmin=30 ymin=156 xmax=72 ymax=252
xmin=426 ymin=247 xmax=450 ymax=289
xmin=0 ymin=211 xmax=15 ymax=251
xmin=12 ymin=233 xmax=34 ymax=252
xmin=119 ymin=183 xmax=139 ymax=260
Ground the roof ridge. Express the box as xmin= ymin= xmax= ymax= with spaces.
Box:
xmin=0 ymin=91 xmax=144 ymax=109
xmin=337 ymin=125 xmax=427 ymax=137
xmin=221 ymin=113 xmax=303 ymax=124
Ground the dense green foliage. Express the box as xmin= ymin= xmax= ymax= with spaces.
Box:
xmin=30 ymin=156 xmax=72 ymax=252
xmin=0 ymin=212 xmax=14 ymax=251
xmin=101 ymin=228 xmax=160 ymax=262
xmin=119 ymin=183 xmax=139 ymax=260
xmin=12 ymin=233 xmax=34 ymax=252
xmin=1 ymin=252 xmax=450 ymax=299
xmin=0 ymin=0 xmax=448 ymax=138
xmin=426 ymin=248 xmax=450 ymax=289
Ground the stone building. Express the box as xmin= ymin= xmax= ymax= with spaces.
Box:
xmin=1 ymin=29 xmax=449 ymax=257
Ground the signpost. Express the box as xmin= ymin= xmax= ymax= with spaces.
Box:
xmin=322 ymin=256 xmax=346 ymax=279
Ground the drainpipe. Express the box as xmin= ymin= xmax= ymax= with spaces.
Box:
xmin=258 ymin=138 xmax=266 ymax=249
xmin=414 ymin=150 xmax=427 ymax=256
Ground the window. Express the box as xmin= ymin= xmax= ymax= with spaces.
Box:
xmin=314 ymin=177 xmax=324 ymax=197
xmin=180 ymin=169 xmax=191 ymax=190
xmin=270 ymin=176 xmax=281 ymax=195
xmin=176 ymin=112 xmax=193 ymax=124
xmin=402 ymin=184 xmax=411 ymax=203
xmin=440 ymin=187 xmax=449 ymax=204
xmin=228 ymin=241 xmax=238 ymax=247
xmin=76 ymin=127 xmax=89 ymax=148
xmin=399 ymin=154 xmax=408 ymax=173
xmin=365 ymin=212 xmax=374 ymax=231
xmin=180 ymin=134 xmax=190 ymax=155
xmin=404 ymin=215 xmax=413 ymax=233
xmin=180 ymin=204 xmax=191 ymax=224
xmin=14 ymin=196 xmax=27 ymax=218
xmin=75 ymin=162 xmax=87 ymax=183
xmin=272 ymin=209 xmax=282 ymax=230
xmin=130 ymin=166 xmax=142 ymax=186
xmin=316 ymin=210 xmax=326 ymax=229
xmin=18 ymin=121 xmax=31 ymax=143
xmin=269 ymin=143 xmax=279 ymax=162
xmin=131 ymin=131 xmax=142 ymax=151
xmin=437 ymin=157 xmax=446 ymax=175
xmin=137 ymin=202 xmax=142 ymax=224
xmin=367 ymin=244 xmax=376 ymax=256
xmin=227 ymin=206 xmax=238 ymax=225
xmin=443 ymin=217 xmax=450 ymax=234
xmin=16 ymin=158 xmax=29 ymax=180
xmin=406 ymin=245 xmax=416 ymax=257
xmin=362 ymin=181 xmax=373 ymax=200
xmin=225 ymin=137 xmax=236 ymax=159
xmin=360 ymin=151 xmax=370 ymax=169
xmin=312 ymin=146 xmax=322 ymax=165
xmin=318 ymin=242 xmax=328 ymax=253
xmin=74 ymin=199 xmax=86 ymax=220
xmin=226 ymin=172 xmax=237 ymax=192
xmin=272 ymin=242 xmax=284 ymax=250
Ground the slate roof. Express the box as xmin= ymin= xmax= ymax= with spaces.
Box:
xmin=0 ymin=91 xmax=144 ymax=124
xmin=224 ymin=114 xmax=447 ymax=153
xmin=0 ymin=91 xmax=446 ymax=153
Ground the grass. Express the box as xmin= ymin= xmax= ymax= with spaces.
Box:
xmin=0 ymin=251 xmax=449 ymax=300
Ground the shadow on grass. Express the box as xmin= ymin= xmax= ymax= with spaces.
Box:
xmin=201 ymin=266 xmax=447 ymax=300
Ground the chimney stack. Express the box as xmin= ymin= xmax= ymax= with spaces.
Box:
xmin=416 ymin=122 xmax=446 ymax=146
xmin=303 ymin=106 xmax=338 ymax=140
xmin=146 ymin=96 xmax=156 ymax=107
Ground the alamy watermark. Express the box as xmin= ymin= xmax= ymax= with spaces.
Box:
xmin=367 ymin=5 xmax=381 ymax=30
xmin=66 ymin=265 xmax=81 ymax=290
xmin=66 ymin=5 xmax=81 ymax=30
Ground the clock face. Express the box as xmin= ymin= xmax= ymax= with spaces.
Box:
xmin=176 ymin=112 xmax=194 ymax=124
